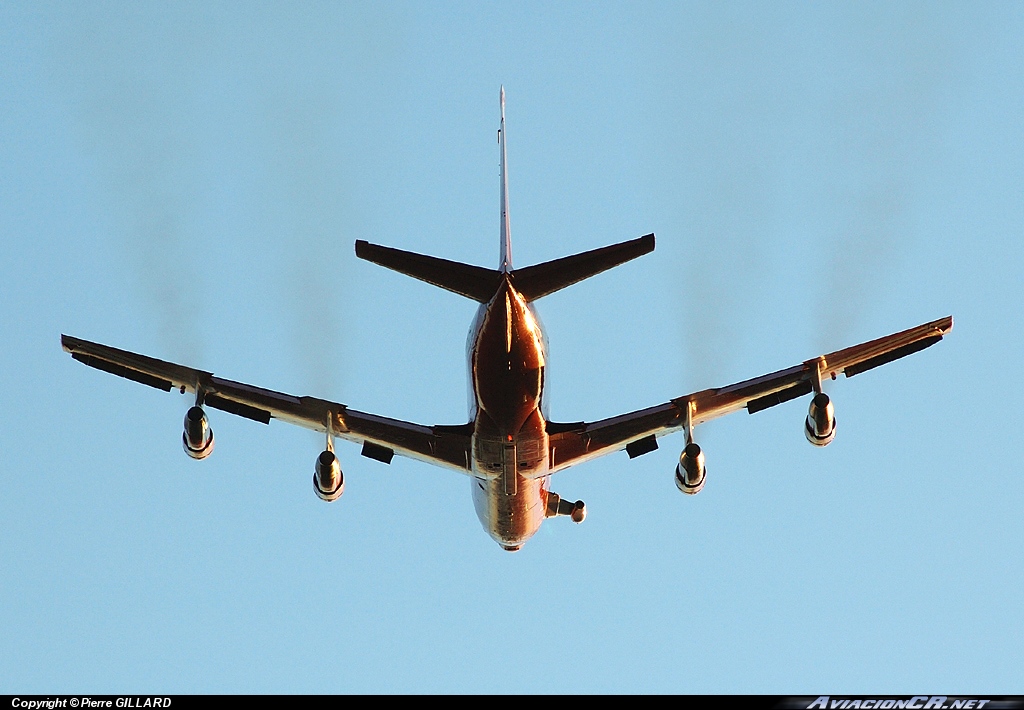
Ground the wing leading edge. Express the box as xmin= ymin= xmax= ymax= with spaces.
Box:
xmin=60 ymin=335 xmax=472 ymax=473
xmin=547 ymin=316 xmax=953 ymax=472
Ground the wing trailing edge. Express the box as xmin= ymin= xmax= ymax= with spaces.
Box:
xmin=545 ymin=315 xmax=953 ymax=472
xmin=61 ymin=333 xmax=474 ymax=472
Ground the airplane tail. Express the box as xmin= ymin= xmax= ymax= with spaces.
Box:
xmin=355 ymin=88 xmax=654 ymax=303
xmin=355 ymin=233 xmax=654 ymax=303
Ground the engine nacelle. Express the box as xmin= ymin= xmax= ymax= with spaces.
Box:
xmin=182 ymin=406 xmax=214 ymax=459
xmin=314 ymin=450 xmax=344 ymax=502
xmin=675 ymin=442 xmax=706 ymax=495
xmin=805 ymin=392 xmax=836 ymax=447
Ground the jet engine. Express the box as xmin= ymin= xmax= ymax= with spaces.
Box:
xmin=182 ymin=406 xmax=214 ymax=459
xmin=570 ymin=500 xmax=586 ymax=523
xmin=675 ymin=442 xmax=706 ymax=495
xmin=314 ymin=449 xmax=344 ymax=502
xmin=804 ymin=392 xmax=836 ymax=447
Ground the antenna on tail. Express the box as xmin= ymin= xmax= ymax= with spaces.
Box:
xmin=499 ymin=86 xmax=512 ymax=272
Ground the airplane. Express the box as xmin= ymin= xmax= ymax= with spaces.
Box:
xmin=62 ymin=88 xmax=953 ymax=552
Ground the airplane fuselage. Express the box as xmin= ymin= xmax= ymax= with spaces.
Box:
xmin=468 ymin=275 xmax=552 ymax=551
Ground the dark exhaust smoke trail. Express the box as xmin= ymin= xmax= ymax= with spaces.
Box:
xmin=814 ymin=10 xmax=957 ymax=351
xmin=44 ymin=4 xmax=396 ymax=393
xmin=678 ymin=159 xmax=770 ymax=387
xmin=46 ymin=7 xmax=211 ymax=364
xmin=248 ymin=6 xmax=403 ymax=399
xmin=646 ymin=6 xmax=958 ymax=384
xmin=266 ymin=92 xmax=355 ymax=398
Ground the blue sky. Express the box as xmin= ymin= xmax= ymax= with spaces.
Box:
xmin=2 ymin=1 xmax=1022 ymax=693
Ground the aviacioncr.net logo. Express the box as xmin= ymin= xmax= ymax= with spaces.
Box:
xmin=807 ymin=697 xmax=992 ymax=710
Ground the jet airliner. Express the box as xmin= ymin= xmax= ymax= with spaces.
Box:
xmin=62 ymin=89 xmax=953 ymax=551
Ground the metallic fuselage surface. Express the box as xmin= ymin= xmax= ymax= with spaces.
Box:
xmin=468 ymin=276 xmax=551 ymax=550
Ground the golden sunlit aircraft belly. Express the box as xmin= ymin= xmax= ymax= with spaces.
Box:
xmin=468 ymin=277 xmax=551 ymax=550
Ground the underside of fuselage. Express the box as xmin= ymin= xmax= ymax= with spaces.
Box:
xmin=469 ymin=276 xmax=552 ymax=550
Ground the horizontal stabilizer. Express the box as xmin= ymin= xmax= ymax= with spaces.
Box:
xmin=355 ymin=240 xmax=501 ymax=302
xmin=511 ymin=233 xmax=655 ymax=301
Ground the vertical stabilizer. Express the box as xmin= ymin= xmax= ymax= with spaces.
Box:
xmin=499 ymin=87 xmax=512 ymax=272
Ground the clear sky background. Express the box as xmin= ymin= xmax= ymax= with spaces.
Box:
xmin=2 ymin=1 xmax=1022 ymax=694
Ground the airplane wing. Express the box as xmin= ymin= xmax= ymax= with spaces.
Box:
xmin=60 ymin=335 xmax=472 ymax=473
xmin=546 ymin=315 xmax=953 ymax=472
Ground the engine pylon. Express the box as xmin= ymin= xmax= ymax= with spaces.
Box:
xmin=314 ymin=411 xmax=344 ymax=501
xmin=674 ymin=399 xmax=706 ymax=494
